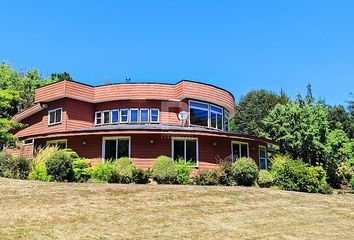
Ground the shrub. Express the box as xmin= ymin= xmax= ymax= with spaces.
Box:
xmin=258 ymin=170 xmax=273 ymax=188
xmin=175 ymin=159 xmax=193 ymax=185
xmin=0 ymin=153 xmax=30 ymax=179
xmin=270 ymin=155 xmax=332 ymax=194
xmin=72 ymin=159 xmax=91 ymax=182
xmin=133 ymin=168 xmax=150 ymax=184
xmin=231 ymin=157 xmax=259 ymax=186
xmin=110 ymin=157 xmax=136 ymax=184
xmin=151 ymin=156 xmax=177 ymax=184
xmin=90 ymin=161 xmax=114 ymax=182
xmin=349 ymin=177 xmax=354 ymax=190
xmin=216 ymin=156 xmax=234 ymax=186
xmin=194 ymin=169 xmax=219 ymax=185
xmin=28 ymin=164 xmax=52 ymax=181
xmin=45 ymin=150 xmax=74 ymax=182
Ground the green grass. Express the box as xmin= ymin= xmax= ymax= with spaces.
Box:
xmin=0 ymin=177 xmax=353 ymax=239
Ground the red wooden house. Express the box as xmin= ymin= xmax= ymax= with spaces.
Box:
xmin=9 ymin=79 xmax=274 ymax=170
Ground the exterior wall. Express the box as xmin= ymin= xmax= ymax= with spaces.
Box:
xmin=3 ymin=141 xmax=34 ymax=159
xmin=33 ymin=134 xmax=264 ymax=170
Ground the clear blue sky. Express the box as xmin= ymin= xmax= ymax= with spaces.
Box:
xmin=1 ymin=1 xmax=354 ymax=105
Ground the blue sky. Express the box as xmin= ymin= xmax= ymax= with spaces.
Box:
xmin=1 ymin=1 xmax=354 ymax=105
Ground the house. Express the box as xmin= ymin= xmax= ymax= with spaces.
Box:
xmin=9 ymin=79 xmax=274 ymax=170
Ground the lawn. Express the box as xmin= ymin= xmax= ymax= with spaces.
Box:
xmin=0 ymin=178 xmax=353 ymax=240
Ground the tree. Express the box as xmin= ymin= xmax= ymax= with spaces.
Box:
xmin=233 ymin=89 xmax=289 ymax=136
xmin=327 ymin=105 xmax=354 ymax=138
xmin=50 ymin=72 xmax=73 ymax=82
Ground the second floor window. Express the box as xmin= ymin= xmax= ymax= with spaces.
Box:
xmin=130 ymin=109 xmax=138 ymax=123
xmin=150 ymin=109 xmax=159 ymax=123
xmin=189 ymin=101 xmax=209 ymax=127
xmin=95 ymin=108 xmax=160 ymax=125
xmin=48 ymin=108 xmax=62 ymax=125
xmin=140 ymin=109 xmax=149 ymax=123
xmin=120 ymin=109 xmax=129 ymax=123
xmin=210 ymin=105 xmax=223 ymax=130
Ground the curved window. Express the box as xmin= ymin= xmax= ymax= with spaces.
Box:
xmin=189 ymin=101 xmax=209 ymax=127
xmin=210 ymin=105 xmax=223 ymax=130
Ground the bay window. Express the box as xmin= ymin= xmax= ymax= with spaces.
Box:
xmin=172 ymin=138 xmax=198 ymax=166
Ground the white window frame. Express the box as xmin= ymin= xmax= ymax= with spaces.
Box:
xmin=189 ymin=100 xmax=210 ymax=128
xmin=129 ymin=108 xmax=139 ymax=123
xmin=46 ymin=139 xmax=67 ymax=148
xmin=102 ymin=110 xmax=110 ymax=125
xmin=171 ymin=137 xmax=199 ymax=167
xmin=210 ymin=104 xmax=224 ymax=130
xmin=48 ymin=108 xmax=63 ymax=125
xmin=140 ymin=108 xmax=149 ymax=123
xmin=231 ymin=141 xmax=249 ymax=159
xmin=111 ymin=109 xmax=119 ymax=124
xmin=224 ymin=110 xmax=230 ymax=132
xmin=120 ymin=109 xmax=129 ymax=123
xmin=150 ymin=108 xmax=160 ymax=123
xmin=259 ymin=145 xmax=268 ymax=170
xmin=101 ymin=136 xmax=131 ymax=162
xmin=95 ymin=111 xmax=103 ymax=125
xmin=22 ymin=138 xmax=34 ymax=145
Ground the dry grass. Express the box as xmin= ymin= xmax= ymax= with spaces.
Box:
xmin=0 ymin=178 xmax=353 ymax=240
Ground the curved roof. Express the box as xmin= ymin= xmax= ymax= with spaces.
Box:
xmin=35 ymin=79 xmax=236 ymax=116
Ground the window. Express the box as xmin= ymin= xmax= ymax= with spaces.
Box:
xmin=103 ymin=111 xmax=110 ymax=124
xmin=46 ymin=139 xmax=67 ymax=149
xmin=130 ymin=109 xmax=138 ymax=123
xmin=120 ymin=109 xmax=128 ymax=123
xmin=140 ymin=109 xmax=149 ymax=123
xmin=210 ymin=105 xmax=223 ymax=130
xmin=48 ymin=108 xmax=62 ymax=125
xmin=224 ymin=111 xmax=230 ymax=132
xmin=150 ymin=109 xmax=159 ymax=123
xmin=95 ymin=112 xmax=102 ymax=125
xmin=259 ymin=146 xmax=268 ymax=170
xmin=189 ymin=101 xmax=209 ymax=127
xmin=172 ymin=138 xmax=198 ymax=167
xmin=23 ymin=139 xmax=34 ymax=145
xmin=102 ymin=137 xmax=130 ymax=161
xmin=232 ymin=141 xmax=249 ymax=159
xmin=111 ymin=110 xmax=119 ymax=124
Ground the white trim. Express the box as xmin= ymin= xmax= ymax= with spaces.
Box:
xmin=47 ymin=108 xmax=63 ymax=125
xmin=140 ymin=108 xmax=149 ymax=123
xmin=231 ymin=141 xmax=249 ymax=159
xmin=22 ymin=138 xmax=34 ymax=145
xmin=188 ymin=100 xmax=210 ymax=128
xmin=120 ymin=109 xmax=129 ymax=123
xmin=129 ymin=108 xmax=139 ymax=123
xmin=210 ymin=104 xmax=223 ymax=130
xmin=150 ymin=108 xmax=160 ymax=123
xmin=46 ymin=139 xmax=67 ymax=148
xmin=110 ymin=109 xmax=119 ymax=124
xmin=101 ymin=136 xmax=131 ymax=163
xmin=171 ymin=137 xmax=199 ymax=167
xmin=259 ymin=145 xmax=268 ymax=170
xmin=95 ymin=111 xmax=102 ymax=125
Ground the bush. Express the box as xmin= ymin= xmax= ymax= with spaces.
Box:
xmin=133 ymin=168 xmax=150 ymax=184
xmin=270 ymin=155 xmax=332 ymax=194
xmin=258 ymin=170 xmax=273 ymax=188
xmin=28 ymin=146 xmax=60 ymax=181
xmin=90 ymin=161 xmax=114 ymax=182
xmin=216 ymin=157 xmax=235 ymax=186
xmin=151 ymin=156 xmax=177 ymax=184
xmin=28 ymin=164 xmax=52 ymax=181
xmin=175 ymin=159 xmax=193 ymax=185
xmin=349 ymin=177 xmax=354 ymax=190
xmin=45 ymin=150 xmax=74 ymax=182
xmin=72 ymin=159 xmax=91 ymax=182
xmin=0 ymin=153 xmax=30 ymax=179
xmin=110 ymin=157 xmax=136 ymax=184
xmin=194 ymin=169 xmax=219 ymax=185
xmin=231 ymin=157 xmax=259 ymax=186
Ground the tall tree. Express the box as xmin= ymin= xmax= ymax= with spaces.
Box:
xmin=233 ymin=89 xmax=289 ymax=136
xmin=327 ymin=105 xmax=354 ymax=138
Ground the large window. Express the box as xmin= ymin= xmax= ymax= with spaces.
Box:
xmin=46 ymin=139 xmax=67 ymax=149
xmin=189 ymin=101 xmax=209 ymax=127
xmin=259 ymin=146 xmax=268 ymax=170
xmin=172 ymin=138 xmax=198 ymax=167
xmin=232 ymin=141 xmax=249 ymax=159
xmin=210 ymin=105 xmax=223 ymax=130
xmin=103 ymin=137 xmax=130 ymax=161
xmin=48 ymin=108 xmax=62 ymax=125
